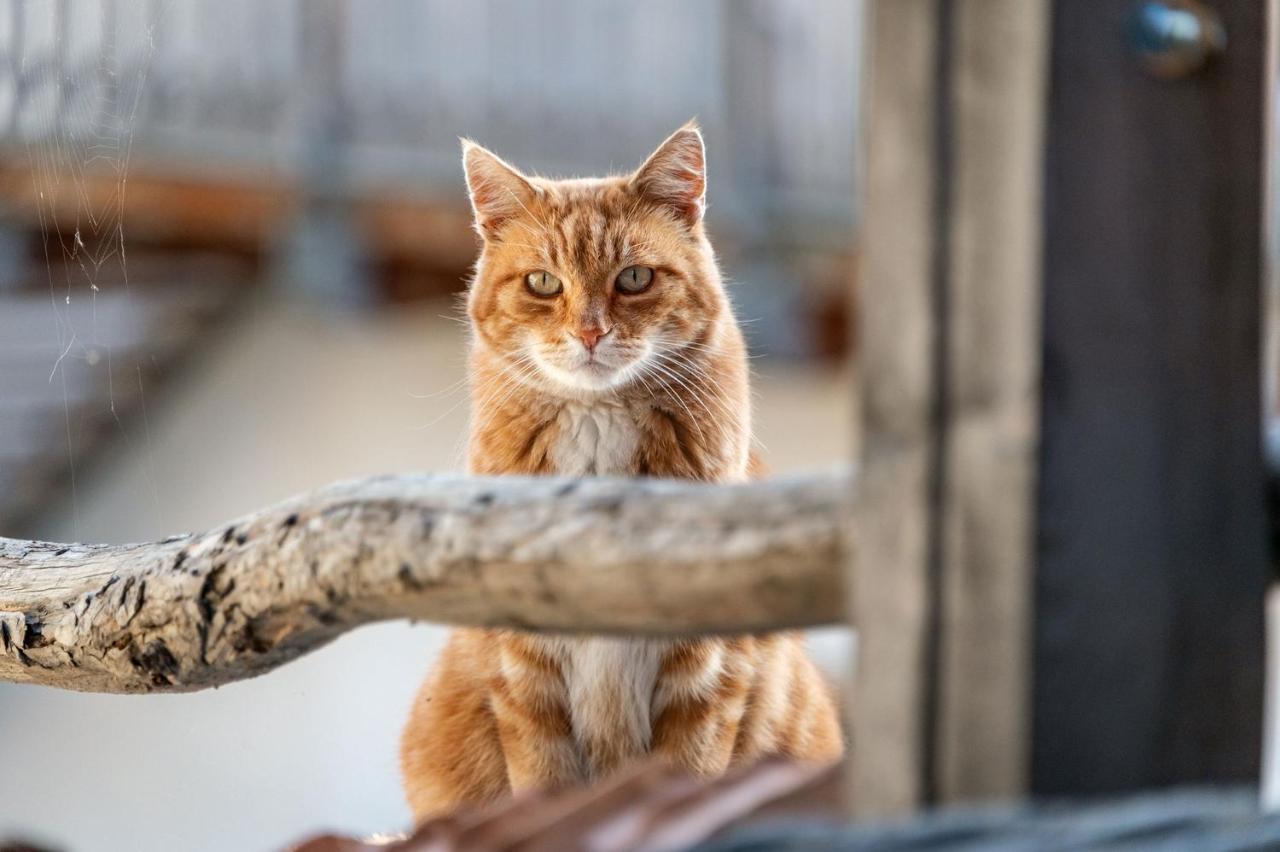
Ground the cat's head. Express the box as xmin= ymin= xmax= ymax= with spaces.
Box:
xmin=462 ymin=123 xmax=727 ymax=395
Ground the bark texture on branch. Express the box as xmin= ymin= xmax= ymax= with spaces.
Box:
xmin=0 ymin=472 xmax=849 ymax=694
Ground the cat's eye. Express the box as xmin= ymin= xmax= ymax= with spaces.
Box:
xmin=615 ymin=265 xmax=654 ymax=294
xmin=525 ymin=270 xmax=563 ymax=297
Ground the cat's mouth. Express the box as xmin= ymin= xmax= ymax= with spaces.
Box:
xmin=579 ymin=359 xmax=620 ymax=380
xmin=528 ymin=343 xmax=645 ymax=393
xmin=558 ymin=357 xmax=630 ymax=389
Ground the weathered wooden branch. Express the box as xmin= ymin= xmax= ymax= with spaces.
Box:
xmin=0 ymin=472 xmax=849 ymax=694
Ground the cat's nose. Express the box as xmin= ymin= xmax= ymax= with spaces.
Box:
xmin=578 ymin=326 xmax=610 ymax=353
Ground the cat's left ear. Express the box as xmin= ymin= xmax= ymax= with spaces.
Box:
xmin=631 ymin=122 xmax=706 ymax=227
xmin=461 ymin=139 xmax=537 ymax=239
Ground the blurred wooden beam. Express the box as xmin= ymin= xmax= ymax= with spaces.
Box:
xmin=0 ymin=158 xmax=476 ymax=281
xmin=0 ymin=161 xmax=287 ymax=249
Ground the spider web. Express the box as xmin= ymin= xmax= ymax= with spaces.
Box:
xmin=5 ymin=1 xmax=164 ymax=538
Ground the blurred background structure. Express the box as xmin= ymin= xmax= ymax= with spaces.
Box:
xmin=0 ymin=2 xmax=858 ymax=850
xmin=6 ymin=2 xmax=1275 ymax=851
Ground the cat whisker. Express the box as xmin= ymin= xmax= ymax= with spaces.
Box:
xmin=649 ymin=337 xmax=762 ymax=406
xmin=651 ymin=350 xmax=742 ymax=426
xmin=648 ymin=333 xmax=764 ymax=361
xmin=637 ymin=359 xmax=713 ymax=447
xmin=656 ymin=361 xmax=734 ymax=438
xmin=673 ymin=360 xmax=747 ymax=421
xmin=407 ymin=373 xmax=470 ymax=401
xmin=444 ymin=356 xmax=543 ymax=464
xmin=415 ymin=353 xmax=539 ymax=431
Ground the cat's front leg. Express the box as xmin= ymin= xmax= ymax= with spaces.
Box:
xmin=491 ymin=635 xmax=584 ymax=793
xmin=649 ymin=639 xmax=749 ymax=776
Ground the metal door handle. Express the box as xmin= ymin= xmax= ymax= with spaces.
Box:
xmin=1127 ymin=0 xmax=1226 ymax=79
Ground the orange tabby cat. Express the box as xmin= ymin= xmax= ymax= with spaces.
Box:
xmin=399 ymin=124 xmax=843 ymax=821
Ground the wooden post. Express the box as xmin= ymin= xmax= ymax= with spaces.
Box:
xmin=935 ymin=0 xmax=1047 ymax=802
xmin=851 ymin=0 xmax=1047 ymax=814
xmin=1033 ymin=0 xmax=1271 ymax=793
xmin=850 ymin=0 xmax=938 ymax=816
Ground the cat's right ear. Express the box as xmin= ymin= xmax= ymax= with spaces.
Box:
xmin=461 ymin=139 xmax=536 ymax=239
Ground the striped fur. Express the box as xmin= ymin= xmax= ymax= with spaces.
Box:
xmin=400 ymin=125 xmax=843 ymax=822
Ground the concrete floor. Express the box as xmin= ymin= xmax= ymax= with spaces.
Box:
xmin=0 ymin=297 xmax=852 ymax=852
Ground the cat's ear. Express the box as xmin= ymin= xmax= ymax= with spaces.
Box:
xmin=630 ymin=122 xmax=706 ymax=227
xmin=461 ymin=139 xmax=536 ymax=239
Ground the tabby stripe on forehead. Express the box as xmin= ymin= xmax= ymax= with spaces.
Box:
xmin=591 ymin=212 xmax=609 ymax=265
xmin=611 ymin=228 xmax=627 ymax=265
xmin=568 ymin=208 xmax=586 ymax=269
xmin=566 ymin=209 xmax=590 ymax=271
xmin=545 ymin=229 xmax=561 ymax=267
xmin=549 ymin=216 xmax=566 ymax=264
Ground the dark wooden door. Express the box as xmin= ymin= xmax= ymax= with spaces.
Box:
xmin=1034 ymin=0 xmax=1270 ymax=794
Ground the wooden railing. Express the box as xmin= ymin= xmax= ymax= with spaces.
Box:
xmin=0 ymin=473 xmax=848 ymax=694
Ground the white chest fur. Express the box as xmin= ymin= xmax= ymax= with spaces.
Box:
xmin=547 ymin=636 xmax=665 ymax=769
xmin=548 ymin=400 xmax=640 ymax=476
xmin=544 ymin=402 xmax=654 ymax=770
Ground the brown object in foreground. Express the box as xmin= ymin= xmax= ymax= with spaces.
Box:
xmin=0 ymin=471 xmax=848 ymax=694
xmin=292 ymin=757 xmax=841 ymax=852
